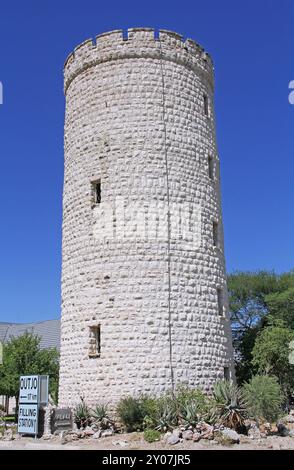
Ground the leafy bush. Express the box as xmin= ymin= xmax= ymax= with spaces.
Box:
xmin=242 ymin=375 xmax=283 ymax=423
xmin=251 ymin=322 xmax=294 ymax=399
xmin=117 ymin=387 xmax=213 ymax=433
xmin=212 ymin=380 xmax=247 ymax=431
xmin=117 ymin=396 xmax=145 ymax=432
xmin=73 ymin=397 xmax=91 ymax=429
xmin=143 ymin=428 xmax=161 ymax=443
xmin=117 ymin=393 xmax=178 ymax=432
xmin=140 ymin=395 xmax=159 ymax=426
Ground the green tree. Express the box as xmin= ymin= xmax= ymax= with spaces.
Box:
xmin=265 ymin=272 xmax=294 ymax=329
xmin=228 ymin=271 xmax=279 ymax=383
xmin=251 ymin=320 xmax=294 ymax=401
xmin=228 ymin=271 xmax=278 ymax=334
xmin=0 ymin=332 xmax=59 ymax=414
xmin=228 ymin=270 xmax=294 ymax=384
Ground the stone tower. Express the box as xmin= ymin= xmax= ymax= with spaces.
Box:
xmin=58 ymin=28 xmax=235 ymax=407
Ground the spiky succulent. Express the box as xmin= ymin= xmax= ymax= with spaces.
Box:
xmin=212 ymin=380 xmax=247 ymax=431
xmin=73 ymin=397 xmax=91 ymax=429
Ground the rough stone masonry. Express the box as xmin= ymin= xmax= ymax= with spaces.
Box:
xmin=58 ymin=28 xmax=235 ymax=407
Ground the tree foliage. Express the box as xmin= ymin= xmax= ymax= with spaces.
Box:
xmin=228 ymin=271 xmax=278 ymax=335
xmin=228 ymin=270 xmax=294 ymax=386
xmin=0 ymin=332 xmax=59 ymax=403
xmin=251 ymin=321 xmax=294 ymax=397
xmin=266 ymin=288 xmax=294 ymax=329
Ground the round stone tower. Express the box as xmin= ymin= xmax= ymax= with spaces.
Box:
xmin=58 ymin=28 xmax=235 ymax=407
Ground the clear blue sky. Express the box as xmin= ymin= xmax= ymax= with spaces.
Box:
xmin=0 ymin=0 xmax=293 ymax=322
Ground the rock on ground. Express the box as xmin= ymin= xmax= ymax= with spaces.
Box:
xmin=193 ymin=432 xmax=201 ymax=442
xmin=248 ymin=425 xmax=261 ymax=440
xmin=112 ymin=440 xmax=129 ymax=447
xmin=277 ymin=423 xmax=289 ymax=437
xmin=182 ymin=430 xmax=193 ymax=440
xmin=166 ymin=434 xmax=180 ymax=445
xmin=220 ymin=428 xmax=240 ymax=444
xmin=101 ymin=429 xmax=114 ymax=438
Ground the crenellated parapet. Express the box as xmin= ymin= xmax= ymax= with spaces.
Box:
xmin=64 ymin=28 xmax=214 ymax=93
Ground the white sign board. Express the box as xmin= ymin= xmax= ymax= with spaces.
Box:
xmin=18 ymin=404 xmax=39 ymax=435
xmin=19 ymin=375 xmax=39 ymax=404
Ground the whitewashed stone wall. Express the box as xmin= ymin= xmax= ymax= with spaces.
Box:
xmin=58 ymin=28 xmax=235 ymax=408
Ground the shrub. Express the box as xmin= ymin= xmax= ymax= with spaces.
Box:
xmin=140 ymin=395 xmax=159 ymax=426
xmin=212 ymin=380 xmax=247 ymax=431
xmin=143 ymin=428 xmax=161 ymax=443
xmin=117 ymin=396 xmax=145 ymax=432
xmin=73 ymin=397 xmax=91 ymax=429
xmin=242 ymin=375 xmax=283 ymax=423
xmin=117 ymin=393 xmax=178 ymax=433
xmin=251 ymin=322 xmax=294 ymax=399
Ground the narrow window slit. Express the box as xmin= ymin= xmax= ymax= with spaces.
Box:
xmin=213 ymin=221 xmax=219 ymax=247
xmin=217 ymin=288 xmax=224 ymax=317
xmin=203 ymin=94 xmax=209 ymax=116
xmin=91 ymin=180 xmax=101 ymax=206
xmin=224 ymin=367 xmax=230 ymax=381
xmin=89 ymin=325 xmax=101 ymax=357
xmin=208 ymin=156 xmax=214 ymax=180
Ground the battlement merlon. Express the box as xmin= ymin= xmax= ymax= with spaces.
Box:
xmin=63 ymin=28 xmax=214 ymax=94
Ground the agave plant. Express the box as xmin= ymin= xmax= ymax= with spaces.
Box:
xmin=154 ymin=398 xmax=178 ymax=432
xmin=176 ymin=386 xmax=210 ymax=427
xmin=73 ymin=397 xmax=91 ymax=429
xmin=92 ymin=403 xmax=114 ymax=430
xmin=179 ymin=400 xmax=200 ymax=428
xmin=212 ymin=380 xmax=247 ymax=431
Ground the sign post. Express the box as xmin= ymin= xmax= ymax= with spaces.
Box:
xmin=18 ymin=404 xmax=39 ymax=435
xmin=18 ymin=375 xmax=49 ymax=437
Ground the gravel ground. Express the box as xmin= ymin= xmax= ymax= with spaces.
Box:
xmin=1 ymin=432 xmax=294 ymax=450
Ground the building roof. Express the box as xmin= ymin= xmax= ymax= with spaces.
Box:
xmin=0 ymin=319 xmax=60 ymax=350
